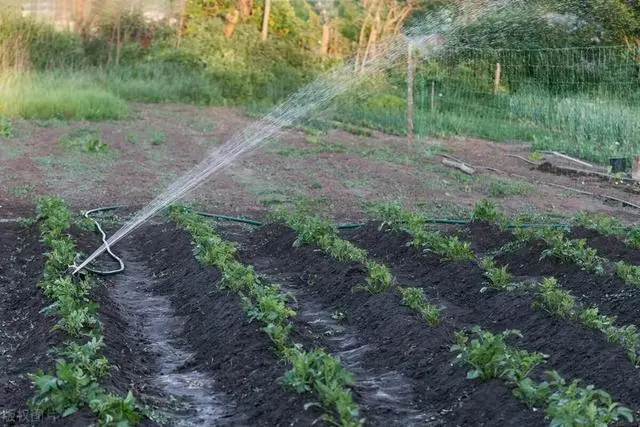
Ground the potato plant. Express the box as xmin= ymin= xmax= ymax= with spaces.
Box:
xmin=472 ymin=199 xmax=506 ymax=224
xmin=31 ymin=196 xmax=140 ymax=426
xmin=574 ymin=211 xmax=621 ymax=236
xmin=398 ymin=287 xmax=440 ymax=326
xmin=479 ymin=257 xmax=514 ymax=290
xmin=170 ymin=206 xmax=363 ymax=426
xmin=275 ymin=209 xmax=391 ymax=293
xmin=533 ymin=278 xmax=576 ymax=319
xmin=615 ymin=261 xmax=640 ymax=287
xmin=373 ymin=203 xmax=474 ymax=261
xmin=453 ymin=327 xmax=634 ymax=426
xmin=537 ymin=230 xmax=606 ymax=275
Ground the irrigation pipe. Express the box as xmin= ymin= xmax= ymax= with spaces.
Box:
xmin=75 ymin=206 xmax=125 ymax=276
xmin=66 ymin=201 xmax=633 ymax=277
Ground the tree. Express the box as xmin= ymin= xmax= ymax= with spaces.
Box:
xmin=355 ymin=0 xmax=421 ymax=71
xmin=315 ymin=0 xmax=335 ymax=54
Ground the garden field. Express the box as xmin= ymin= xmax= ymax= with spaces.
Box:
xmin=2 ymin=197 xmax=640 ymax=426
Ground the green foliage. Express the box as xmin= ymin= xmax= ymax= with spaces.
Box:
xmin=151 ymin=131 xmax=167 ymax=146
xmin=534 ymin=278 xmax=576 ymax=318
xmin=539 ymin=231 xmax=606 ymax=275
xmin=574 ymin=212 xmax=621 ymax=236
xmin=479 ymin=257 xmax=513 ymax=290
xmin=373 ymin=203 xmax=474 ymax=261
xmin=615 ymin=261 xmax=640 ymax=287
xmin=0 ymin=116 xmax=14 ymax=137
xmin=398 ymin=287 xmax=440 ymax=326
xmin=515 ymin=370 xmax=634 ymax=426
xmin=580 ymin=307 xmax=639 ymax=365
xmin=472 ymin=199 xmax=505 ymax=223
xmin=543 ymin=371 xmax=634 ymax=427
xmin=486 ymin=177 xmax=535 ymax=198
xmin=283 ymin=347 xmax=363 ymax=427
xmin=60 ymin=130 xmax=108 ymax=153
xmin=624 ymin=229 xmax=640 ymax=249
xmin=451 ymin=326 xmax=547 ymax=383
xmin=363 ymin=261 xmax=393 ymax=293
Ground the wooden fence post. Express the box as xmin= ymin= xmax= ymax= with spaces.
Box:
xmin=407 ymin=42 xmax=415 ymax=147
xmin=633 ymin=156 xmax=640 ymax=181
xmin=494 ymin=62 xmax=501 ymax=94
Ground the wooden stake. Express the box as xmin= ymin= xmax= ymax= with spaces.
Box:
xmin=494 ymin=62 xmax=501 ymax=94
xmin=430 ymin=80 xmax=435 ymax=112
xmin=406 ymin=42 xmax=415 ymax=146
xmin=633 ymin=156 xmax=640 ymax=181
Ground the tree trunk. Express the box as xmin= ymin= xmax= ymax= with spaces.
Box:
xmin=176 ymin=0 xmax=187 ymax=47
xmin=320 ymin=22 xmax=330 ymax=55
xmin=224 ymin=9 xmax=240 ymax=38
xmin=261 ymin=0 xmax=271 ymax=41
xmin=361 ymin=2 xmax=381 ymax=71
xmin=238 ymin=0 xmax=253 ymax=18
xmin=354 ymin=0 xmax=374 ymax=71
xmin=115 ymin=14 xmax=121 ymax=66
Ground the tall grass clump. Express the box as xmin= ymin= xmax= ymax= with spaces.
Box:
xmin=0 ymin=72 xmax=128 ymax=120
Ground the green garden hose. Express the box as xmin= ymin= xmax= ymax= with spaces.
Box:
xmin=70 ymin=205 xmax=632 ymax=277
xmin=75 ymin=206 xmax=125 ymax=276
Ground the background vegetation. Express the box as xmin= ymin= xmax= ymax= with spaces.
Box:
xmin=1 ymin=0 xmax=639 ymax=162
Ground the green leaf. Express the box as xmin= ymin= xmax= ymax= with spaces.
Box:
xmin=62 ymin=406 xmax=79 ymax=417
xmin=467 ymin=369 xmax=481 ymax=379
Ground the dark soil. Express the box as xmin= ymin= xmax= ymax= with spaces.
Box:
xmin=0 ymin=223 xmax=60 ymax=425
xmin=4 ymin=216 xmax=640 ymax=426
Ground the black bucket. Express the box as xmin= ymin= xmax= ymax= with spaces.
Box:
xmin=610 ymin=157 xmax=629 ymax=173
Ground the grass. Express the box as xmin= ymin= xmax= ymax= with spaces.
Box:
xmin=486 ymin=177 xmax=535 ymax=198
xmin=0 ymin=72 xmax=128 ymax=120
xmin=337 ymin=86 xmax=640 ymax=164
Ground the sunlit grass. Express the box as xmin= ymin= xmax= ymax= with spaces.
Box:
xmin=0 ymin=71 xmax=128 ymax=120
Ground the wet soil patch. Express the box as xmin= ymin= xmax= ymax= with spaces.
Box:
xmin=569 ymin=227 xmax=640 ymax=265
xmin=234 ymin=223 xmax=546 ymax=426
xmin=133 ymin=224 xmax=325 ymax=426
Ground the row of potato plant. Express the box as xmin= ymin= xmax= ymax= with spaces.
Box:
xmin=32 ymin=196 xmax=140 ymax=425
xmin=168 ymin=206 xmax=363 ymax=427
xmin=273 ymin=208 xmax=441 ymax=325
xmin=480 ymin=251 xmax=640 ymax=366
xmin=371 ymin=201 xmax=640 ymax=366
xmin=372 ymin=203 xmax=474 ymax=262
xmin=452 ymin=326 xmax=634 ymax=426
xmin=513 ymin=226 xmax=640 ymax=287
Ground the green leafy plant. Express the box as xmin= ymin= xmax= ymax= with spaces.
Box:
xmin=479 ymin=257 xmax=513 ymax=290
xmin=533 ymin=278 xmax=576 ymax=318
xmin=472 ymin=199 xmax=505 ymax=223
xmin=624 ymin=229 xmax=640 ymax=249
xmin=283 ymin=347 xmax=362 ymax=427
xmin=0 ymin=116 xmax=14 ymax=137
xmin=451 ymin=326 xmax=547 ymax=383
xmin=32 ymin=196 xmax=140 ymax=425
xmin=540 ymin=234 xmax=606 ymax=275
xmin=615 ymin=261 xmax=640 ymax=287
xmin=151 ymin=131 xmax=166 ymax=146
xmin=398 ymin=287 xmax=440 ymax=326
xmin=544 ymin=370 xmax=634 ymax=427
xmin=363 ymin=261 xmax=393 ymax=293
xmin=574 ymin=211 xmax=621 ymax=236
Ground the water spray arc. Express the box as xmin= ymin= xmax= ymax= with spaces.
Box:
xmin=72 ymin=5 xmax=496 ymax=274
